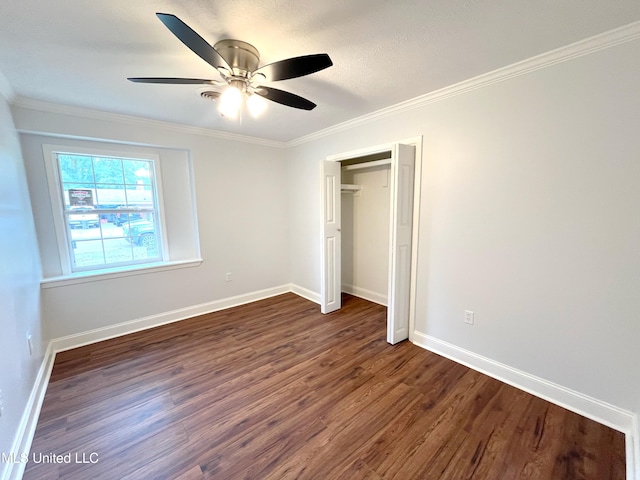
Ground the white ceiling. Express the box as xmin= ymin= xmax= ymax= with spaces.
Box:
xmin=1 ymin=1 xmax=639 ymax=142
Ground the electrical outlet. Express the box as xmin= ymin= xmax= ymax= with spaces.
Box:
xmin=226 ymin=272 xmax=232 ymax=282
xmin=464 ymin=310 xmax=474 ymax=325
xmin=27 ymin=333 xmax=33 ymax=356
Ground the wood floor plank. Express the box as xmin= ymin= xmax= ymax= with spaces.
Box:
xmin=171 ymin=466 xmax=205 ymax=480
xmin=23 ymin=293 xmax=625 ymax=479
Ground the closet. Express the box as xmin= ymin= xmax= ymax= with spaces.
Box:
xmin=340 ymin=152 xmax=392 ymax=307
xmin=321 ymin=142 xmax=416 ymax=344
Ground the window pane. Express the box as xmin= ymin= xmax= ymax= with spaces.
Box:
xmin=69 ymin=222 xmax=101 ymax=239
xmin=95 ymin=186 xmax=126 ymax=209
xmin=122 ymin=213 xmax=160 ymax=260
xmin=93 ymin=157 xmax=124 ymax=185
xmin=104 ymin=238 xmax=134 ymax=264
xmin=125 ymin=185 xmax=154 ymax=209
xmin=114 ymin=209 xmax=145 ymax=226
xmin=72 ymin=240 xmax=106 ymax=268
xmin=68 ymin=211 xmax=100 ymax=230
xmin=100 ymin=222 xmax=125 ymax=239
xmin=133 ymin=239 xmax=159 ymax=260
xmin=58 ymin=155 xmax=94 ymax=183
xmin=63 ymin=184 xmax=95 ymax=210
xmin=123 ymin=159 xmax=152 ymax=185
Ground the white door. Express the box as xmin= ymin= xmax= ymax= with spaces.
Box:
xmin=320 ymin=160 xmax=341 ymax=313
xmin=387 ymin=144 xmax=415 ymax=344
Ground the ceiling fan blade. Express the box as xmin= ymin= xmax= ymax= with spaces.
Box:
xmin=156 ymin=13 xmax=230 ymax=71
xmin=128 ymin=77 xmax=220 ymax=85
xmin=253 ymin=54 xmax=332 ymax=82
xmin=256 ymin=86 xmax=316 ymax=110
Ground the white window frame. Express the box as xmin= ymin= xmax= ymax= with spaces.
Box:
xmin=43 ymin=144 xmax=170 ymax=275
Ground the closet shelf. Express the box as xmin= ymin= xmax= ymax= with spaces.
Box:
xmin=341 ymin=184 xmax=362 ymax=193
xmin=341 ymin=158 xmax=391 ymax=171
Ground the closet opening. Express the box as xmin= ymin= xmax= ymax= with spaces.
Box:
xmin=321 ymin=141 xmax=419 ymax=344
xmin=341 ymin=151 xmax=392 ymax=307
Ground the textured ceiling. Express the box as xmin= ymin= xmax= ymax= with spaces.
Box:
xmin=1 ymin=0 xmax=639 ymax=142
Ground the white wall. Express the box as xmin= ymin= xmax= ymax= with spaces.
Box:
xmin=13 ymin=106 xmax=290 ymax=339
xmin=341 ymin=165 xmax=390 ymax=303
xmin=0 ymin=96 xmax=43 ymax=474
xmin=286 ymin=38 xmax=640 ymax=415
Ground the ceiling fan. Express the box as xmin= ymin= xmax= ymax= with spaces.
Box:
xmin=128 ymin=13 xmax=333 ymax=118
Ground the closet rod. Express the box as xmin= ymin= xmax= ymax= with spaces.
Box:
xmin=341 ymin=158 xmax=391 ymax=171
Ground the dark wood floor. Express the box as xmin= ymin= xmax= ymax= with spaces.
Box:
xmin=25 ymin=293 xmax=625 ymax=480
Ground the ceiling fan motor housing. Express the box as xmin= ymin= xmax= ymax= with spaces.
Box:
xmin=214 ymin=39 xmax=260 ymax=77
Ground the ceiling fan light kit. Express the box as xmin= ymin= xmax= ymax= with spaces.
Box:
xmin=219 ymin=84 xmax=243 ymax=118
xmin=246 ymin=93 xmax=267 ymax=117
xmin=128 ymin=13 xmax=333 ymax=119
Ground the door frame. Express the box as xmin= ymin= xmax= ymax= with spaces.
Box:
xmin=320 ymin=136 xmax=423 ymax=343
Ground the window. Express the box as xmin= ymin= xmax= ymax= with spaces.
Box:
xmin=40 ymin=142 xmax=201 ymax=283
xmin=54 ymin=152 xmax=163 ymax=272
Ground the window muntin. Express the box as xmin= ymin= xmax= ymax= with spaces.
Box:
xmin=56 ymin=153 xmax=162 ymax=271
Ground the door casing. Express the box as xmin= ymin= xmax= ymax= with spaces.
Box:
xmin=320 ymin=137 xmax=422 ymax=344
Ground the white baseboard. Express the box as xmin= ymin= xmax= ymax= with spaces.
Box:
xmin=290 ymin=283 xmax=321 ymax=304
xmin=2 ymin=344 xmax=56 ymax=480
xmin=412 ymin=331 xmax=634 ymax=432
xmin=342 ymin=284 xmax=387 ymax=306
xmin=50 ymin=284 xmax=291 ymax=353
xmin=412 ymin=331 xmax=639 ymax=480
xmin=631 ymin=413 xmax=640 ymax=480
xmin=289 ymin=283 xmax=389 ymax=308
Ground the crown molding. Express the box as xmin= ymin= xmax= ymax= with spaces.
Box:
xmin=287 ymin=20 xmax=640 ymax=148
xmin=9 ymin=21 xmax=640 ymax=149
xmin=10 ymin=96 xmax=287 ymax=149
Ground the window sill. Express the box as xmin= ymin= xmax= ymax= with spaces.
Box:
xmin=40 ymin=259 xmax=203 ymax=289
